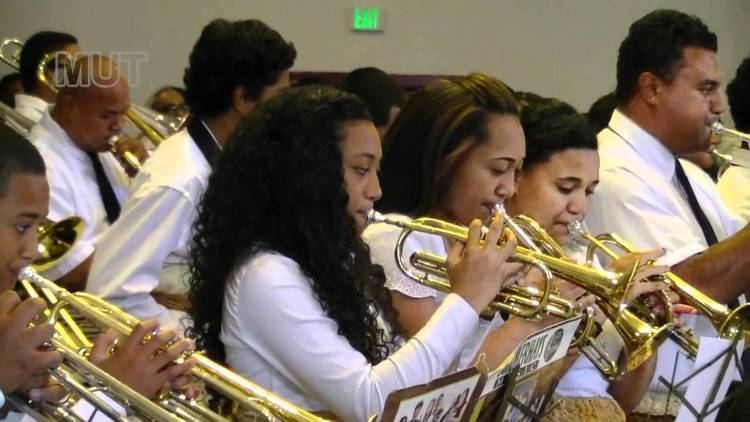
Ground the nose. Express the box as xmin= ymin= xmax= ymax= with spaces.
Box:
xmin=495 ymin=172 xmax=517 ymax=202
xmin=711 ymin=89 xmax=727 ymax=116
xmin=568 ymin=191 xmax=588 ymax=218
xmin=20 ymin=231 xmax=40 ymax=266
xmin=111 ymin=113 xmax=126 ymax=134
xmin=367 ymin=172 xmax=382 ymax=202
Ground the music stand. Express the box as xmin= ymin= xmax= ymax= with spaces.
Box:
xmin=656 ymin=331 xmax=746 ymax=420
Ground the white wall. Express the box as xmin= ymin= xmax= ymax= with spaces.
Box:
xmin=1 ymin=0 xmax=748 ymax=112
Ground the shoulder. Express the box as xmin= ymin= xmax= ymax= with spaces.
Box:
xmin=233 ymin=250 xmax=310 ymax=291
xmin=131 ymin=130 xmax=210 ymax=197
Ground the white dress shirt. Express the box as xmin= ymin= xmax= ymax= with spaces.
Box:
xmin=363 ymin=214 xmax=506 ymax=371
xmin=221 ymin=250 xmax=480 ymax=422
xmin=13 ymin=94 xmax=48 ymax=123
xmin=717 ymin=148 xmax=750 ymax=223
xmin=87 ymin=128 xmax=213 ymax=331
xmin=585 ymin=109 xmax=745 ymax=415
xmin=28 ymin=110 xmax=129 ymax=280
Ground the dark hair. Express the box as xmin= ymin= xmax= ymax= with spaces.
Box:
xmin=586 ymin=91 xmax=617 ymax=134
xmin=338 ymin=67 xmax=405 ymax=127
xmin=521 ymin=98 xmax=598 ymax=169
xmin=616 ymin=9 xmax=717 ymax=104
xmin=0 ymin=123 xmax=46 ymax=196
xmin=378 ymin=73 xmax=519 ymax=216
xmin=187 ymin=85 xmax=400 ymax=364
xmin=0 ymin=73 xmax=22 ymax=108
xmin=183 ymin=19 xmax=297 ymax=118
xmin=19 ymin=31 xmax=78 ymax=92
xmin=727 ymin=56 xmax=750 ymax=132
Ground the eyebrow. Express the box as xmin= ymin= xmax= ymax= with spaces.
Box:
xmin=490 ymin=157 xmax=521 ymax=163
xmin=353 ymin=153 xmax=377 ymax=160
xmin=16 ymin=211 xmax=43 ymax=219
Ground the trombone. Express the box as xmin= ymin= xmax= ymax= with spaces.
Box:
xmin=367 ymin=210 xmax=672 ymax=377
xmin=569 ymin=221 xmax=750 ymax=358
xmin=0 ymin=37 xmax=22 ymax=68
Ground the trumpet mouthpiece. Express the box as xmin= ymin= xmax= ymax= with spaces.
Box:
xmin=710 ymin=121 xmax=723 ymax=134
xmin=366 ymin=209 xmax=385 ymax=224
xmin=568 ymin=220 xmax=584 ymax=236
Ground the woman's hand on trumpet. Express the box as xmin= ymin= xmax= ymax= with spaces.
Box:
xmin=447 ymin=214 xmax=518 ymax=314
xmin=89 ymin=319 xmax=196 ymax=399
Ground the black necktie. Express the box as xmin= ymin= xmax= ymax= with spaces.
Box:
xmin=674 ymin=159 xmax=738 ymax=309
xmin=673 ymin=158 xmax=718 ymax=246
xmin=86 ymin=152 xmax=120 ymax=224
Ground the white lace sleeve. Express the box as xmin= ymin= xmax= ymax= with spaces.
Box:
xmin=363 ymin=216 xmax=446 ymax=299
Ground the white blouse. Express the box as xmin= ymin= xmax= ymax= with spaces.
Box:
xmin=221 ymin=250 xmax=481 ymax=421
xmin=363 ymin=214 xmax=506 ymax=371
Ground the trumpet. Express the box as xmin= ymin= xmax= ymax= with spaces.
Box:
xmin=711 ymin=121 xmax=750 ymax=144
xmin=492 ymin=205 xmax=673 ymax=377
xmin=367 ymin=210 xmax=672 ymax=377
xmin=569 ymin=221 xmax=750 ymax=358
xmin=18 ymin=266 xmax=327 ymax=422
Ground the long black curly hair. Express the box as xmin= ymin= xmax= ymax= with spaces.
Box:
xmin=187 ymin=85 xmax=400 ymax=364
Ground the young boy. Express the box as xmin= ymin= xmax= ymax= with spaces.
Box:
xmin=0 ymin=123 xmax=193 ymax=419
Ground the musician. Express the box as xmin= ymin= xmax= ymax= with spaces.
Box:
xmin=148 ymin=85 xmax=189 ymax=120
xmin=718 ymin=55 xmax=750 ymax=222
xmin=86 ymin=19 xmax=296 ymax=331
xmin=584 ymin=10 xmax=749 ymax=418
xmin=187 ymin=85 xmax=518 ymax=421
xmin=504 ymin=97 xmax=671 ymax=420
xmin=0 ymin=123 xmax=193 ymax=419
xmin=15 ymin=31 xmax=79 ymax=122
xmin=364 ymin=73 xmax=552 ymax=370
xmin=337 ymin=67 xmax=405 ymax=141
xmin=26 ymin=55 xmax=144 ymax=292
xmin=0 ymin=73 xmax=22 ymax=108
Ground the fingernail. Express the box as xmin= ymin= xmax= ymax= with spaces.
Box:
xmin=28 ymin=389 xmax=41 ymax=401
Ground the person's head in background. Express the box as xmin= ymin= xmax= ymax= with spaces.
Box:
xmin=379 ymin=72 xmax=524 ymax=226
xmin=148 ymin=85 xmax=188 ymax=119
xmin=0 ymin=73 xmax=23 ymax=108
xmin=183 ymin=18 xmax=296 ymax=145
xmin=727 ymin=55 xmax=750 ymax=134
xmin=52 ymin=55 xmax=129 ymax=154
xmin=0 ymin=123 xmax=48 ymax=292
xmin=615 ymin=9 xmax=723 ymax=156
xmin=338 ymin=67 xmax=405 ymax=141
xmin=19 ymin=31 xmax=79 ymax=103
xmin=586 ymin=91 xmax=616 ymax=135
xmin=505 ymin=97 xmax=599 ymax=245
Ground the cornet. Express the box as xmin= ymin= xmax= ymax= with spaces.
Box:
xmin=710 ymin=122 xmax=750 ymax=171
xmin=569 ymin=221 xmax=750 ymax=359
xmin=492 ymin=205 xmax=673 ymax=377
xmin=18 ymin=267 xmax=327 ymax=422
xmin=367 ymin=210 xmax=671 ymax=377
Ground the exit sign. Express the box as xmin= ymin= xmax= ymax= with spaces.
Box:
xmin=352 ymin=8 xmax=384 ymax=32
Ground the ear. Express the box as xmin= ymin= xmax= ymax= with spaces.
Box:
xmin=231 ymin=86 xmax=256 ymax=115
xmin=636 ymin=72 xmax=661 ymax=106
